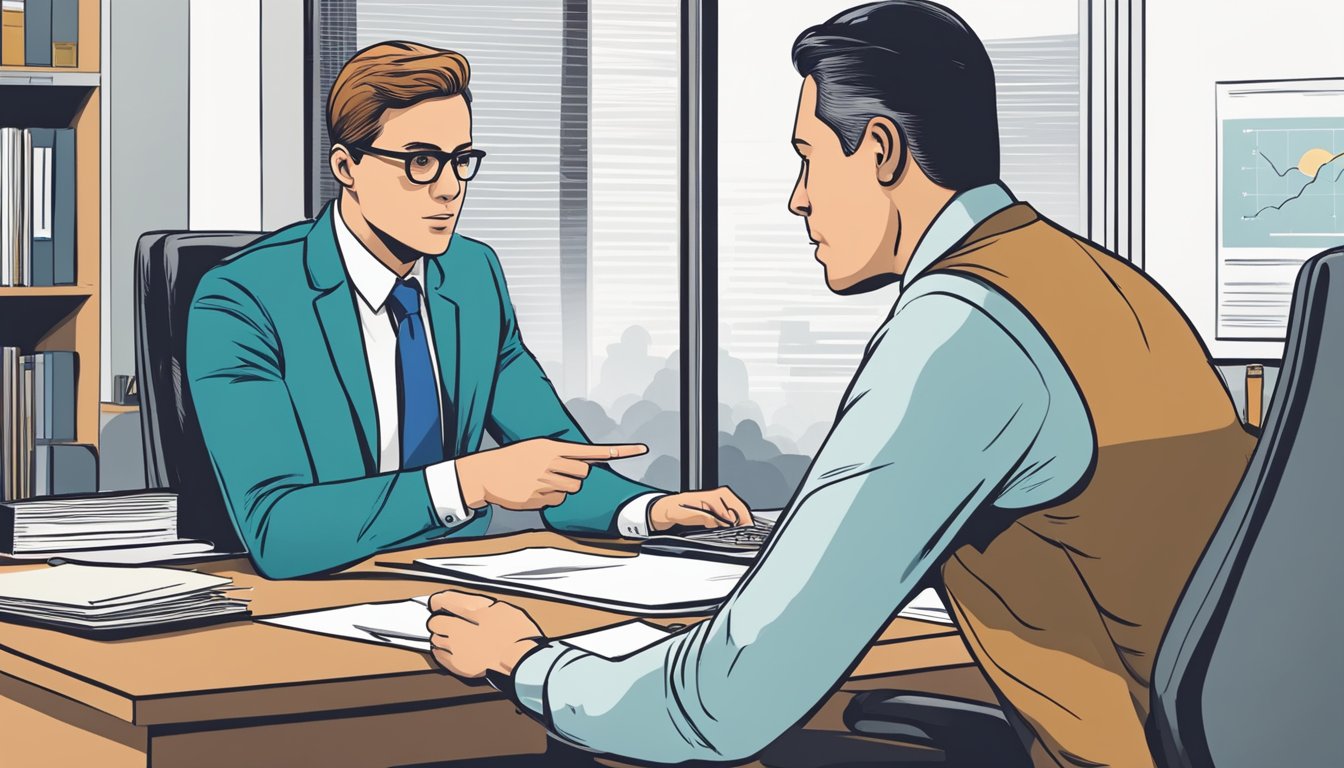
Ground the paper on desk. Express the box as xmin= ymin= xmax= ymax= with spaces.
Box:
xmin=261 ymin=597 xmax=677 ymax=660
xmin=557 ymin=620 xmax=673 ymax=659
xmin=264 ymin=581 xmax=948 ymax=663
xmin=898 ymin=588 xmax=953 ymax=625
xmin=6 ymin=540 xmax=220 ymax=565
xmin=380 ymin=546 xmax=955 ymax=622
xmin=0 ymin=563 xmax=232 ymax=607
xmin=0 ymin=564 xmax=248 ymax=632
xmin=381 ymin=547 xmax=748 ymax=616
xmin=262 ymin=598 xmax=436 ymax=650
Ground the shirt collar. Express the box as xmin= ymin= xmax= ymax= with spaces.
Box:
xmin=900 ymin=182 xmax=1016 ymax=289
xmin=333 ymin=197 xmax=427 ymax=313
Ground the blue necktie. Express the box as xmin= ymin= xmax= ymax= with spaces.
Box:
xmin=386 ymin=279 xmax=445 ymax=469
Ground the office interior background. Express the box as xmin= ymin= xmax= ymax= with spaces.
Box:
xmin=56 ymin=0 xmax=1342 ymax=518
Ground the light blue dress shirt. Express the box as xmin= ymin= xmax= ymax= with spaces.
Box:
xmin=509 ymin=183 xmax=1094 ymax=763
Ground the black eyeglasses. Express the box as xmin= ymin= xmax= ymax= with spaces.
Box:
xmin=354 ymin=145 xmax=487 ymax=185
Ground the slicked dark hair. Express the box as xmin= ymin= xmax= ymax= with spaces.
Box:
xmin=791 ymin=0 xmax=1000 ymax=191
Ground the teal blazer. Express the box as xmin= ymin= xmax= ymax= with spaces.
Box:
xmin=186 ymin=203 xmax=658 ymax=579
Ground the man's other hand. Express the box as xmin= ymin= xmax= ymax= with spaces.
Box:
xmin=649 ymin=486 xmax=754 ymax=532
xmin=454 ymin=438 xmax=647 ymax=511
xmin=427 ymin=590 xmax=543 ymax=679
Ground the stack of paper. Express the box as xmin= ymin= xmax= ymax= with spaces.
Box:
xmin=0 ymin=563 xmax=250 ymax=635
xmin=1 ymin=492 xmax=180 ymax=554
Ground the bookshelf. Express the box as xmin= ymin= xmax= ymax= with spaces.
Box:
xmin=0 ymin=0 xmax=101 ymax=472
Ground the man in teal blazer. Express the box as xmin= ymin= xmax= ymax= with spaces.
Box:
xmin=187 ymin=41 xmax=749 ymax=579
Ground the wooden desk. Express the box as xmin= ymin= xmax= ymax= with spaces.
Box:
xmin=0 ymin=532 xmax=987 ymax=767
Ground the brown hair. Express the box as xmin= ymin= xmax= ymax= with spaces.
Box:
xmin=327 ymin=41 xmax=471 ymax=152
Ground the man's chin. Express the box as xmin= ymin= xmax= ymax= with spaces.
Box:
xmin=827 ymin=271 xmax=901 ymax=296
xmin=369 ymin=220 xmax=454 ymax=262
xmin=418 ymin=235 xmax=455 ymax=253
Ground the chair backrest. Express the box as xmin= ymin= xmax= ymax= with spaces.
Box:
xmin=134 ymin=231 xmax=265 ymax=554
xmin=1149 ymin=246 xmax=1344 ymax=767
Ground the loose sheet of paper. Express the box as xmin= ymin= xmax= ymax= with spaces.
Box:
xmin=261 ymin=598 xmax=436 ymax=651
xmin=558 ymin=621 xmax=672 ymax=659
xmin=396 ymin=548 xmax=749 ymax=614
xmin=261 ymin=597 xmax=676 ymax=660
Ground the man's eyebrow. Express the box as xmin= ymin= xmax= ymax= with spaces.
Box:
xmin=404 ymin=141 xmax=473 ymax=153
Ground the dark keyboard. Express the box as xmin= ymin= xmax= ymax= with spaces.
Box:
xmin=682 ymin=520 xmax=775 ymax=548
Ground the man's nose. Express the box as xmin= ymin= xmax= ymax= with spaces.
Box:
xmin=789 ymin=184 xmax=811 ymax=217
xmin=430 ymin=169 xmax=462 ymax=202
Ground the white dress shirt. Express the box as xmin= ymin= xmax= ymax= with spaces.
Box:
xmin=333 ymin=202 xmax=658 ymax=535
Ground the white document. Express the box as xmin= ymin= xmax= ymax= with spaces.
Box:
xmin=382 ymin=546 xmax=953 ymax=624
xmin=263 ymin=581 xmax=949 ymax=661
xmin=12 ymin=540 xmax=219 ymax=565
xmin=382 ymin=548 xmax=749 ymax=616
xmin=263 ymin=598 xmax=436 ymax=651
xmin=262 ymin=597 xmax=676 ymax=660
xmin=0 ymin=563 xmax=232 ymax=608
xmin=898 ymin=587 xmax=953 ymax=625
xmin=0 ymin=564 xmax=247 ymax=631
xmin=558 ymin=621 xmax=673 ymax=659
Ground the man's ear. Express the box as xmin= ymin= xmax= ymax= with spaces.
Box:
xmin=866 ymin=117 xmax=906 ymax=187
xmin=330 ymin=145 xmax=357 ymax=189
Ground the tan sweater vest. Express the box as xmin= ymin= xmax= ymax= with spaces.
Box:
xmin=925 ymin=204 xmax=1255 ymax=768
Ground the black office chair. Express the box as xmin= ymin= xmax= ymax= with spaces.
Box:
xmin=1148 ymin=246 xmax=1344 ymax=767
xmin=841 ymin=677 xmax=1032 ymax=767
xmin=134 ymin=230 xmax=266 ymax=555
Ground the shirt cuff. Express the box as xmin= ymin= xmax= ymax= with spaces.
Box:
xmin=424 ymin=460 xmax=477 ymax=527
xmin=615 ymin=492 xmax=663 ymax=538
xmin=510 ymin=642 xmax=575 ymax=719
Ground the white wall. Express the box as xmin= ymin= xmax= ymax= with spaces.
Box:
xmin=189 ymin=0 xmax=262 ymax=229
xmin=188 ymin=0 xmax=305 ymax=231
xmin=1146 ymin=0 xmax=1344 ymax=360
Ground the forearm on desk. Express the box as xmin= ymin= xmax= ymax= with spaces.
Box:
xmin=222 ymin=471 xmax=483 ymax=579
xmin=506 ymin=296 xmax=1059 ymax=763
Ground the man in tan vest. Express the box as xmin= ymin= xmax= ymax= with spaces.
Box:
xmin=419 ymin=2 xmax=1255 ymax=765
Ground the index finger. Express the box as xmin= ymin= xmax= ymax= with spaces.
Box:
xmin=721 ymin=489 xmax=754 ymax=527
xmin=557 ymin=442 xmax=649 ymax=461
xmin=428 ymin=589 xmax=497 ymax=620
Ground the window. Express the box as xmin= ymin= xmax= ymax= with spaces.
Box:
xmin=314 ymin=0 xmax=682 ymax=491
xmin=314 ymin=1 xmax=1096 ymax=510
xmin=716 ymin=1 xmax=1084 ymax=508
